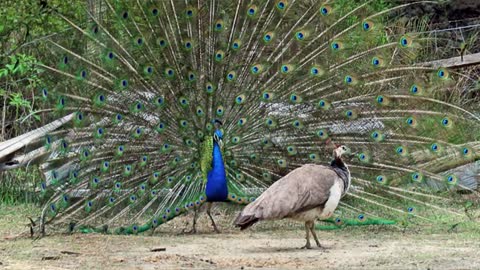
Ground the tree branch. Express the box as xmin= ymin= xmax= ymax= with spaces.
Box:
xmin=420 ymin=52 xmax=480 ymax=69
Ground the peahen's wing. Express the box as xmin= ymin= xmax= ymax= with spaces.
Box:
xmin=238 ymin=164 xmax=338 ymax=220
xmin=9 ymin=0 xmax=479 ymax=234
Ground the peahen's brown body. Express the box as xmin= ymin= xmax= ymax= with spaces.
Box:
xmin=235 ymin=145 xmax=352 ymax=249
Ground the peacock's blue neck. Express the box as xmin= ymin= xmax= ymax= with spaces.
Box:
xmin=212 ymin=141 xmax=225 ymax=172
xmin=205 ymin=140 xmax=228 ymax=201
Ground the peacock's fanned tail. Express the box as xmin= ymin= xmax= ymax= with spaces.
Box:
xmin=27 ymin=0 xmax=479 ymax=234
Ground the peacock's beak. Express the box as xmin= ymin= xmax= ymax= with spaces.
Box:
xmin=218 ymin=139 xmax=224 ymax=150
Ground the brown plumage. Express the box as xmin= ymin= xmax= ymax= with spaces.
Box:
xmin=235 ymin=145 xmax=352 ymax=249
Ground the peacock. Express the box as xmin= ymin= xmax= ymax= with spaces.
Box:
xmin=1 ymin=0 xmax=479 ymax=236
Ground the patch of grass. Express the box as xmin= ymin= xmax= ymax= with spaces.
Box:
xmin=0 ymin=166 xmax=41 ymax=205
xmin=0 ymin=204 xmax=40 ymax=236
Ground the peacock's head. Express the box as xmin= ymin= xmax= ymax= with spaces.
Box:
xmin=213 ymin=129 xmax=224 ymax=150
xmin=214 ymin=129 xmax=223 ymax=140
xmin=333 ymin=144 xmax=351 ymax=159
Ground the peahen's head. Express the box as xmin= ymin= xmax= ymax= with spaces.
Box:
xmin=333 ymin=144 xmax=351 ymax=159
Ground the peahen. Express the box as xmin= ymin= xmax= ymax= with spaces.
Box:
xmin=0 ymin=0 xmax=479 ymax=236
xmin=235 ymin=143 xmax=353 ymax=249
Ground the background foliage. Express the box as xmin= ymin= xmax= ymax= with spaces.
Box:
xmin=0 ymin=0 xmax=87 ymax=204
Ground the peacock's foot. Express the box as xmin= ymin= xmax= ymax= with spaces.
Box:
xmin=186 ymin=228 xmax=197 ymax=234
xmin=179 ymin=223 xmax=196 ymax=234
xmin=300 ymin=243 xmax=312 ymax=249
xmin=210 ymin=221 xmax=220 ymax=233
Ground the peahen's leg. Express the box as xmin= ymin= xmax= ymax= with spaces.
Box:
xmin=301 ymin=221 xmax=312 ymax=249
xmin=206 ymin=202 xmax=220 ymax=233
xmin=308 ymin=220 xmax=322 ymax=248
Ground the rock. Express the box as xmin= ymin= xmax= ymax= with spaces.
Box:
xmin=150 ymin=247 xmax=166 ymax=252
xmin=41 ymin=256 xmax=60 ymax=261
xmin=60 ymin=250 xmax=81 ymax=256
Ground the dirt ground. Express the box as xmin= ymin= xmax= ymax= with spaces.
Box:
xmin=1 ymin=205 xmax=480 ymax=270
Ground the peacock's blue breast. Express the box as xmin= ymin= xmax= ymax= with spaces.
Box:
xmin=205 ymin=141 xmax=228 ymax=201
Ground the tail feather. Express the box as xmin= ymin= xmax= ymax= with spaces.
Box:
xmin=234 ymin=214 xmax=259 ymax=230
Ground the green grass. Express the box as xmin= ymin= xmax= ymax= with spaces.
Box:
xmin=0 ymin=167 xmax=41 ymax=205
xmin=0 ymin=204 xmax=39 ymax=236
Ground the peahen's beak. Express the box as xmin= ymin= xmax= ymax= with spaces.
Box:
xmin=346 ymin=151 xmax=357 ymax=160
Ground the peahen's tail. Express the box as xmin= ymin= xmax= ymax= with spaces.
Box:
xmin=234 ymin=214 xmax=260 ymax=231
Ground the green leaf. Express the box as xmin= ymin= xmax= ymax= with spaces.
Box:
xmin=0 ymin=69 xmax=8 ymax=78
xmin=9 ymin=92 xmax=31 ymax=109
xmin=5 ymin=64 xmax=15 ymax=72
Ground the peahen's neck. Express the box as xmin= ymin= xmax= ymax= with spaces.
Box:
xmin=205 ymin=140 xmax=228 ymax=201
xmin=330 ymin=157 xmax=351 ymax=195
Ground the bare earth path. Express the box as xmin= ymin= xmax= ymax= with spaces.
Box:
xmin=1 ymin=205 xmax=479 ymax=269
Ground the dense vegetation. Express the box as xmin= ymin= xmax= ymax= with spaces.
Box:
xmin=0 ymin=0 xmax=86 ymax=203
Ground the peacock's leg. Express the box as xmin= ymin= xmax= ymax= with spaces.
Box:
xmin=301 ymin=221 xmax=312 ymax=249
xmin=308 ymin=221 xmax=322 ymax=248
xmin=206 ymin=202 xmax=220 ymax=233
xmin=186 ymin=207 xmax=199 ymax=234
